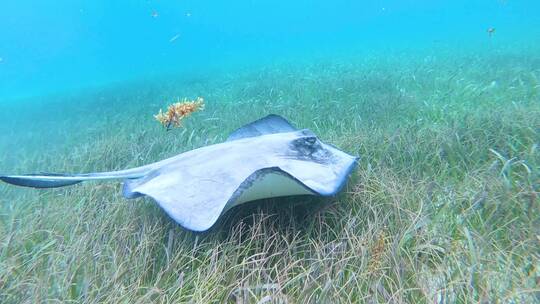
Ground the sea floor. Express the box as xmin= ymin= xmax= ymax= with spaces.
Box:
xmin=0 ymin=50 xmax=539 ymax=302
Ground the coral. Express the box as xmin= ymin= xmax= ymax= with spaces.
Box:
xmin=154 ymin=97 xmax=205 ymax=130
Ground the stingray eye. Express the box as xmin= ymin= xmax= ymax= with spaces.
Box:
xmin=305 ymin=136 xmax=317 ymax=145
xmin=294 ymin=136 xmax=318 ymax=146
xmin=288 ymin=136 xmax=332 ymax=164
xmin=291 ymin=136 xmax=320 ymax=155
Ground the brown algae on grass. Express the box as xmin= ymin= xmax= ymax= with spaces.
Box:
xmin=154 ymin=97 xmax=205 ymax=130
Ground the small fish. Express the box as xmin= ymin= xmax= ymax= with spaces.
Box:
xmin=186 ymin=12 xmax=192 ymax=17
xmin=487 ymin=27 xmax=495 ymax=37
xmin=0 ymin=57 xmax=3 ymax=63
xmin=151 ymin=10 xmax=159 ymax=18
xmin=169 ymin=34 xmax=181 ymax=43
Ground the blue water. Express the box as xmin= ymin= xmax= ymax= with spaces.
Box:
xmin=1 ymin=0 xmax=539 ymax=101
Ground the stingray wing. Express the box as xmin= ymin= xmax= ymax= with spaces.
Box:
xmin=121 ymin=130 xmax=357 ymax=231
xmin=121 ymin=134 xmax=285 ymax=231
xmin=123 ymin=165 xmax=321 ymax=232
xmin=226 ymin=114 xmax=297 ymax=141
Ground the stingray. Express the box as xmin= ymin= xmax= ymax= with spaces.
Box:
xmin=0 ymin=115 xmax=358 ymax=231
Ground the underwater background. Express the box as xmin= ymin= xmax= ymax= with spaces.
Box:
xmin=1 ymin=0 xmax=539 ymax=302
xmin=1 ymin=0 xmax=539 ymax=100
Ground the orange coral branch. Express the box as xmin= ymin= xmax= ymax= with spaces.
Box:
xmin=155 ymin=97 xmax=205 ymax=130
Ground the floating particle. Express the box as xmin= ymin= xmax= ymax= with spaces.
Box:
xmin=169 ymin=33 xmax=181 ymax=43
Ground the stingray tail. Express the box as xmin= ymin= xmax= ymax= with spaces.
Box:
xmin=0 ymin=168 xmax=148 ymax=189
xmin=0 ymin=173 xmax=85 ymax=188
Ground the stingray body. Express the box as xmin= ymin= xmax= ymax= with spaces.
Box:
xmin=1 ymin=115 xmax=358 ymax=231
